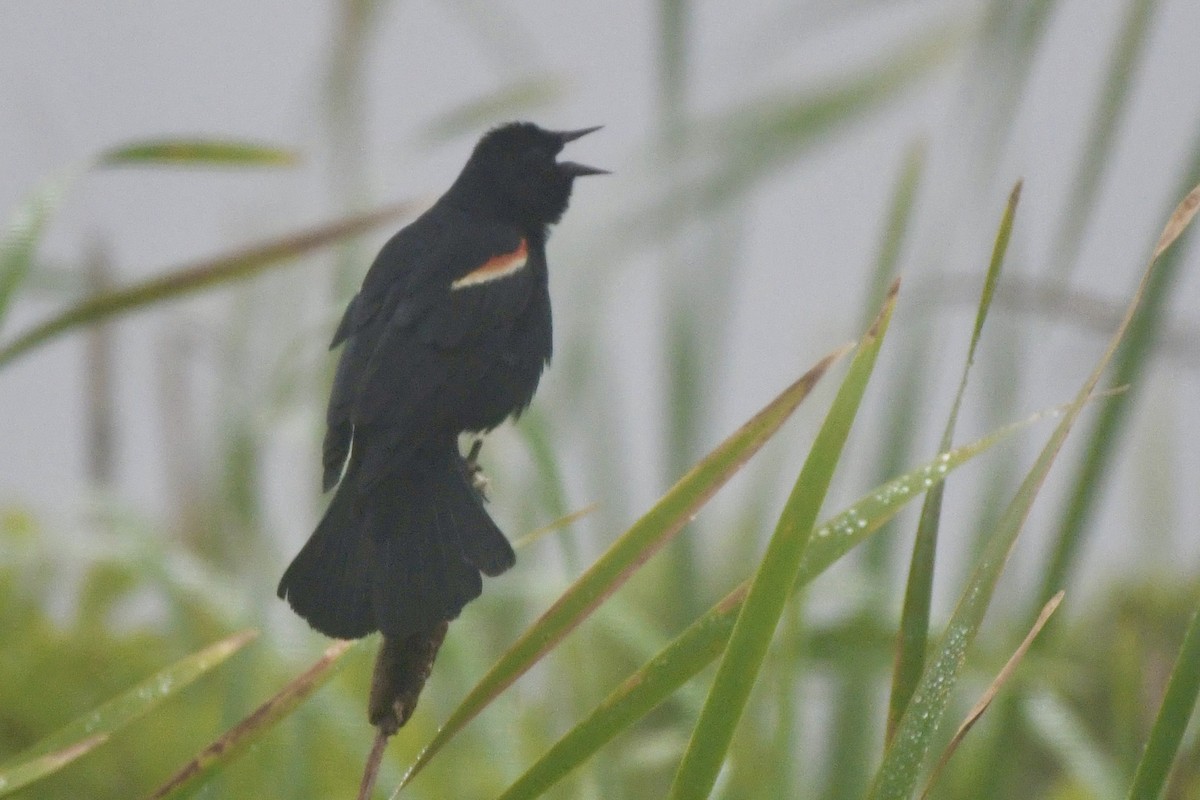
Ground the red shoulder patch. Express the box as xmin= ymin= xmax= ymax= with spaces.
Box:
xmin=451 ymin=239 xmax=529 ymax=290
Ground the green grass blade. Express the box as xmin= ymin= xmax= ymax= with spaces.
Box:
xmin=691 ymin=28 xmax=955 ymax=212
xmin=1050 ymin=0 xmax=1160 ymax=275
xmin=397 ymin=342 xmax=853 ymax=789
xmin=867 ymin=181 xmax=1200 ymax=800
xmin=666 ymin=281 xmax=898 ymax=800
xmin=419 ymin=78 xmax=565 ymax=145
xmin=99 ymin=139 xmax=299 ymax=167
xmin=920 ymin=592 xmax=1065 ymax=800
xmin=0 ymin=138 xmax=295 ymax=330
xmin=861 ymin=139 xmax=926 ymax=330
xmin=510 ymin=504 xmax=599 ymax=551
xmin=1034 ymin=133 xmax=1200 ymax=617
xmin=1126 ymin=598 xmax=1200 ymax=800
xmin=1024 ymin=689 xmax=1124 ymax=800
xmin=596 ymin=25 xmax=958 ymax=260
xmin=0 ymin=201 xmax=415 ymax=368
xmin=0 ymin=736 xmax=108 ymax=798
xmin=968 ymin=0 xmax=1061 ymax=170
xmin=145 ymin=638 xmax=362 ymax=800
xmin=0 ymin=169 xmax=78 ymax=327
xmin=493 ymin=404 xmax=1046 ymax=800
xmin=887 ymin=182 xmax=1020 ymax=742
xmin=0 ymin=630 xmax=257 ymax=797
xmin=855 ymin=139 xmax=927 ymax=600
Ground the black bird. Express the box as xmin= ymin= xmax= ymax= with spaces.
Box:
xmin=278 ymin=122 xmax=604 ymax=641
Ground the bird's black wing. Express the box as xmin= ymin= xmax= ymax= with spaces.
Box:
xmin=321 ymin=207 xmax=533 ymax=491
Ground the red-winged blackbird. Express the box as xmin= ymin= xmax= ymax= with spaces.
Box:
xmin=278 ymin=122 xmax=604 ymax=640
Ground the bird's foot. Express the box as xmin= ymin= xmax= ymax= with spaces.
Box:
xmin=465 ymin=438 xmax=490 ymax=501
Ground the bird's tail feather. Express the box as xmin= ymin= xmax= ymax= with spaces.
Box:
xmin=276 ymin=477 xmax=375 ymax=639
xmin=278 ymin=443 xmax=515 ymax=640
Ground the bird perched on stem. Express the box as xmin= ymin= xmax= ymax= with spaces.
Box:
xmin=278 ymin=122 xmax=605 ymax=647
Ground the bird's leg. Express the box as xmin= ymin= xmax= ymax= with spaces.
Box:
xmin=465 ymin=438 xmax=490 ymax=500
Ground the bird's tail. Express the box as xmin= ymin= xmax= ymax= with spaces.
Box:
xmin=277 ymin=442 xmax=515 ymax=640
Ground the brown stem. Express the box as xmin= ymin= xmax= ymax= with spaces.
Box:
xmin=367 ymin=622 xmax=450 ymax=734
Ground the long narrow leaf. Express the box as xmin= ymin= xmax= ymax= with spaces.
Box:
xmin=419 ymin=78 xmax=565 ymax=145
xmin=493 ymin=407 xmax=1048 ymax=800
xmin=867 ymin=181 xmax=1200 ymax=800
xmin=0 ymin=169 xmax=78 ymax=326
xmin=100 ymin=140 xmax=298 ymax=167
xmin=829 ymin=138 xmax=927 ymax=800
xmin=1024 ymin=689 xmax=1125 ymax=800
xmin=968 ymin=0 xmax=1060 ymax=173
xmin=1034 ymin=126 xmax=1200 ymax=623
xmin=667 ymin=280 xmax=898 ymax=800
xmin=0 ymin=630 xmax=256 ymax=797
xmin=0 ymin=201 xmax=416 ymax=368
xmin=887 ymin=182 xmax=1020 ymax=741
xmin=1126 ymin=597 xmax=1200 ymax=800
xmin=861 ymin=139 xmax=926 ymax=330
xmin=0 ymin=137 xmax=297 ymax=331
xmin=1049 ymin=0 xmax=1160 ymax=275
xmin=856 ymin=137 xmax=927 ymax=580
xmin=0 ymin=736 xmax=108 ymax=798
xmin=592 ymin=25 xmax=958 ymax=261
xmin=397 ymin=342 xmax=853 ymax=789
xmin=145 ymin=638 xmax=362 ymax=800
xmin=919 ymin=592 xmax=1064 ymax=799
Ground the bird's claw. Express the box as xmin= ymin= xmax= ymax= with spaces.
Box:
xmin=465 ymin=439 xmax=490 ymax=501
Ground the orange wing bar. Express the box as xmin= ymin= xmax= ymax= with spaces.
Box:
xmin=451 ymin=238 xmax=529 ymax=290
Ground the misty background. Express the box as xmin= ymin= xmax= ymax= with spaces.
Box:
xmin=2 ymin=2 xmax=1200 ymax=797
xmin=5 ymin=0 xmax=1198 ymax=611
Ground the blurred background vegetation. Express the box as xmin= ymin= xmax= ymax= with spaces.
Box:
xmin=2 ymin=1 xmax=1199 ymax=798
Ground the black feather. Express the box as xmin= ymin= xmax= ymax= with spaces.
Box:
xmin=279 ymin=122 xmax=602 ymax=639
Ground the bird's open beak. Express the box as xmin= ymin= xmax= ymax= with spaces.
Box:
xmin=557 ymin=125 xmax=604 ymax=143
xmin=556 ymin=126 xmax=609 ymax=176
xmin=559 ymin=161 xmax=609 ymax=177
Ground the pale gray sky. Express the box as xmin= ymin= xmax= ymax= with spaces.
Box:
xmin=3 ymin=1 xmax=1199 ymax=615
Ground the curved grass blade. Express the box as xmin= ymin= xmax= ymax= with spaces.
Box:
xmin=831 ymin=140 xmax=925 ymax=797
xmin=1034 ymin=131 xmax=1200 ymax=627
xmin=1126 ymin=597 xmax=1200 ymax=800
xmin=1151 ymin=181 xmax=1200 ymax=260
xmin=0 ymin=630 xmax=256 ymax=797
xmin=1023 ymin=689 xmax=1125 ymax=800
xmin=419 ymin=77 xmax=564 ymax=145
xmin=396 ymin=341 xmax=854 ymax=790
xmin=861 ymin=139 xmax=925 ymax=329
xmin=919 ymin=591 xmax=1064 ymax=800
xmin=866 ymin=182 xmax=1200 ymax=800
xmin=0 ymin=137 xmax=296 ymax=333
xmin=0 ymin=201 xmax=416 ymax=368
xmin=887 ymin=181 xmax=1020 ymax=742
xmin=0 ymin=168 xmax=79 ymax=327
xmin=666 ymin=280 xmax=898 ymax=800
xmin=967 ymin=0 xmax=1060 ymax=172
xmin=594 ymin=25 xmax=958 ymax=261
xmin=0 ymin=735 xmax=108 ymax=797
xmin=491 ymin=404 xmax=1051 ymax=800
xmin=511 ymin=503 xmax=599 ymax=551
xmin=145 ymin=638 xmax=363 ymax=800
xmin=1049 ymin=0 xmax=1160 ymax=275
xmin=99 ymin=139 xmax=298 ymax=167
xmin=687 ymin=27 xmax=955 ymax=217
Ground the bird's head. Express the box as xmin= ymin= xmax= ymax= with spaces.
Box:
xmin=453 ymin=122 xmax=606 ymax=227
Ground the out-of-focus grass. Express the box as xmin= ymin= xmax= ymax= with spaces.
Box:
xmin=2 ymin=1 xmax=1199 ymax=798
